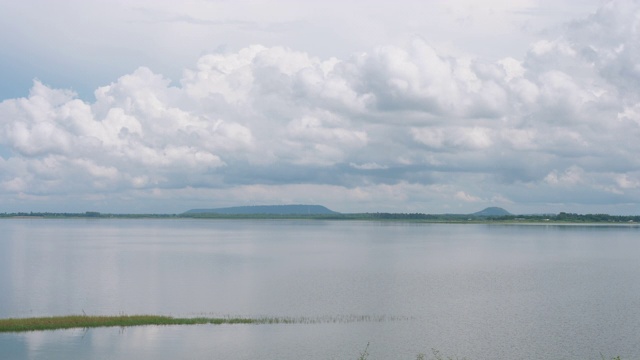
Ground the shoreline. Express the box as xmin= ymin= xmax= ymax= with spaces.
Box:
xmin=1 ymin=215 xmax=638 ymax=226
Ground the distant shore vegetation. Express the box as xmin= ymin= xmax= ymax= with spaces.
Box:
xmin=1 ymin=211 xmax=639 ymax=223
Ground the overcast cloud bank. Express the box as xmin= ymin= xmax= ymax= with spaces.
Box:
xmin=1 ymin=1 xmax=640 ymax=214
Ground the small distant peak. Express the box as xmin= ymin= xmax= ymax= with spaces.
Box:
xmin=471 ymin=207 xmax=511 ymax=217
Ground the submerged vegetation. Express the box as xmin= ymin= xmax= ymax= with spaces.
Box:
xmin=356 ymin=344 xmax=625 ymax=360
xmin=358 ymin=346 xmax=469 ymax=360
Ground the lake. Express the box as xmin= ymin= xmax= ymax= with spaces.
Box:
xmin=1 ymin=219 xmax=639 ymax=359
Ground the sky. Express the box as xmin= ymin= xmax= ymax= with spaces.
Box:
xmin=1 ymin=0 xmax=640 ymax=215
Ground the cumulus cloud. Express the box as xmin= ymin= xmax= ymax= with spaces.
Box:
xmin=2 ymin=0 xmax=640 ymax=214
xmin=455 ymin=191 xmax=482 ymax=203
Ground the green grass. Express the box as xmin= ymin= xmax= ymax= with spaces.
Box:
xmin=0 ymin=314 xmax=404 ymax=333
xmin=0 ymin=315 xmax=268 ymax=333
xmin=0 ymin=315 xmax=251 ymax=332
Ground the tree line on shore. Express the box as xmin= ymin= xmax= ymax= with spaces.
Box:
xmin=1 ymin=211 xmax=639 ymax=223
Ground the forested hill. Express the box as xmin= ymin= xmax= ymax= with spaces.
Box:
xmin=183 ymin=205 xmax=339 ymax=215
xmin=2 ymin=208 xmax=640 ymax=223
xmin=471 ymin=207 xmax=512 ymax=216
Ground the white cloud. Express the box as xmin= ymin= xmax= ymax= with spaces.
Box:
xmin=350 ymin=163 xmax=388 ymax=171
xmin=2 ymin=0 xmax=640 ymax=214
xmin=616 ymin=173 xmax=640 ymax=189
xmin=455 ymin=191 xmax=482 ymax=202
xmin=544 ymin=166 xmax=585 ymax=186
xmin=412 ymin=127 xmax=494 ymax=151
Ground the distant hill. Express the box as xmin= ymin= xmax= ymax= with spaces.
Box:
xmin=184 ymin=204 xmax=339 ymax=215
xmin=471 ymin=207 xmax=512 ymax=217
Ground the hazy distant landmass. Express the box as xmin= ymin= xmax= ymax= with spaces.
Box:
xmin=471 ymin=207 xmax=512 ymax=217
xmin=4 ymin=206 xmax=639 ymax=223
xmin=184 ymin=205 xmax=509 ymax=217
xmin=184 ymin=204 xmax=340 ymax=215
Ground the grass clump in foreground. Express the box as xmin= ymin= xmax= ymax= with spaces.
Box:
xmin=0 ymin=314 xmax=401 ymax=333
xmin=0 ymin=315 xmax=261 ymax=333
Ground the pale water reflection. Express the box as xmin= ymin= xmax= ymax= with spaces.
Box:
xmin=1 ymin=219 xmax=639 ymax=359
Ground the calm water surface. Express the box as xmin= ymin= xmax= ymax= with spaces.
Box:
xmin=1 ymin=219 xmax=639 ymax=359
